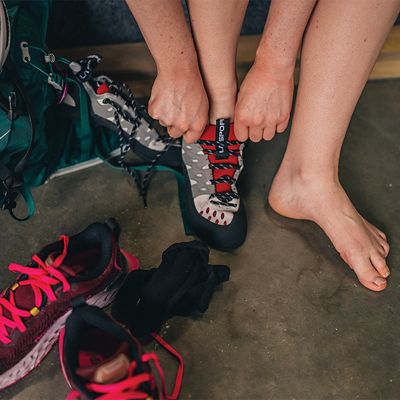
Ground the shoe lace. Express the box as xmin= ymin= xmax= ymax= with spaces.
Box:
xmin=0 ymin=236 xmax=71 ymax=344
xmin=67 ymin=353 xmax=169 ymax=400
xmin=103 ymin=81 xmax=173 ymax=207
xmin=197 ymin=138 xmax=242 ymax=207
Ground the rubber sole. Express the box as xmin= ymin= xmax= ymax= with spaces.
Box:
xmin=180 ymin=164 xmax=247 ymax=252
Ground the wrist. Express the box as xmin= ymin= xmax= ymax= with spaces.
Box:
xmin=155 ymin=48 xmax=199 ymax=77
xmin=254 ymin=47 xmax=297 ymax=79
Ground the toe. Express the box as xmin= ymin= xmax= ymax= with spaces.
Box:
xmin=372 ymin=234 xmax=390 ymax=257
xmin=375 ymin=228 xmax=387 ymax=241
xmin=370 ymin=252 xmax=390 ymax=278
xmin=366 ymin=220 xmax=388 ymax=242
xmin=379 ymin=239 xmax=390 ymax=257
xmin=351 ymin=255 xmax=387 ymax=292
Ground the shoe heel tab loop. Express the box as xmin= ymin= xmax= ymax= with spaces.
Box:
xmin=104 ymin=218 xmax=121 ymax=239
xmin=70 ymin=296 xmax=87 ymax=310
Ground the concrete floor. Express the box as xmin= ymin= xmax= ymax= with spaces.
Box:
xmin=0 ymin=79 xmax=399 ymax=399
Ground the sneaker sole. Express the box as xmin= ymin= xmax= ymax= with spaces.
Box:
xmin=0 ymin=248 xmax=138 ymax=391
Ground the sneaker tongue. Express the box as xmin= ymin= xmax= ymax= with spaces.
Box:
xmin=44 ymin=254 xmax=85 ymax=277
xmin=76 ymin=342 xmax=131 ymax=384
xmin=12 ymin=285 xmax=36 ymax=311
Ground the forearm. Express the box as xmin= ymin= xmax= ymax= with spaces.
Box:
xmin=255 ymin=0 xmax=317 ymax=75
xmin=126 ymin=0 xmax=198 ymax=74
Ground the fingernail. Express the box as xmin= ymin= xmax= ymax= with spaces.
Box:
xmin=374 ymin=277 xmax=386 ymax=286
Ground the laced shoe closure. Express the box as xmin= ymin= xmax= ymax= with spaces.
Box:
xmin=0 ymin=236 xmax=71 ymax=345
xmin=182 ymin=119 xmax=244 ymax=226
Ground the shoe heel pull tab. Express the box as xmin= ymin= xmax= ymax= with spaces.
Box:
xmin=104 ymin=218 xmax=121 ymax=240
xmin=71 ymin=296 xmax=87 ymax=310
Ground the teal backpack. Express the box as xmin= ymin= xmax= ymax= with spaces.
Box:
xmin=0 ymin=0 xmax=126 ymax=220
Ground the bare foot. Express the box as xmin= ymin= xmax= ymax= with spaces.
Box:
xmin=269 ymin=168 xmax=390 ymax=291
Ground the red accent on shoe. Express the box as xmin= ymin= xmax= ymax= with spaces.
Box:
xmin=96 ymin=82 xmax=109 ymax=95
xmin=0 ymin=236 xmax=71 ymax=344
xmin=200 ymin=123 xmax=240 ymax=194
xmin=0 ymin=223 xmax=133 ymax=390
xmin=119 ymin=249 xmax=139 ymax=272
xmin=62 ymin=309 xmax=183 ymax=400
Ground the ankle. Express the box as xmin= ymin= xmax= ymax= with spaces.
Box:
xmin=269 ymin=161 xmax=340 ymax=219
xmin=277 ymin=158 xmax=339 ymax=187
xmin=206 ymin=85 xmax=237 ymax=123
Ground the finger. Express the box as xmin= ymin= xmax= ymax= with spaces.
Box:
xmin=234 ymin=121 xmax=249 ymax=142
xmin=249 ymin=127 xmax=263 ymax=143
xmin=263 ymin=126 xmax=275 ymax=141
xmin=167 ymin=126 xmax=184 ymax=138
xmin=189 ymin=119 xmax=207 ymax=140
xmin=183 ymin=130 xmax=201 ymax=144
xmin=276 ymin=119 xmax=289 ymax=133
xmin=158 ymin=119 xmax=168 ymax=127
xmin=147 ymin=100 xmax=156 ymax=118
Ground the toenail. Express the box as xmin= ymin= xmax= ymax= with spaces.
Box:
xmin=374 ymin=277 xmax=386 ymax=286
xmin=383 ymin=270 xmax=390 ymax=278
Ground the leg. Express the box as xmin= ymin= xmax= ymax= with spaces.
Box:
xmin=269 ymin=0 xmax=400 ymax=291
xmin=187 ymin=0 xmax=249 ymax=122
xmin=180 ymin=1 xmax=249 ymax=250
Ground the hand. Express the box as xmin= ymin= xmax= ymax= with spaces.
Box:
xmin=148 ymin=68 xmax=209 ymax=144
xmin=234 ymin=61 xmax=294 ymax=142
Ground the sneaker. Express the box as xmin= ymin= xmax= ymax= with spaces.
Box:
xmin=60 ymin=304 xmax=183 ymax=400
xmin=0 ymin=220 xmax=138 ymax=390
xmin=181 ymin=119 xmax=247 ymax=251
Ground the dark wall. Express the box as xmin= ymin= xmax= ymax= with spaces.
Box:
xmin=48 ymin=0 xmax=270 ymax=48
xmin=48 ymin=0 xmax=399 ymax=49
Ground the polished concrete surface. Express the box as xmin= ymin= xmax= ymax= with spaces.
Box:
xmin=0 ymin=79 xmax=399 ymax=399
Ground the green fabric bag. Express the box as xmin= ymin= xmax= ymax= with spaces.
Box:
xmin=0 ymin=0 xmax=119 ymax=220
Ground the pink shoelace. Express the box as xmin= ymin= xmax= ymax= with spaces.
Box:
xmin=66 ymin=353 xmax=168 ymax=400
xmin=0 ymin=236 xmax=71 ymax=344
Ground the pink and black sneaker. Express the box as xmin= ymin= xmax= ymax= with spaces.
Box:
xmin=181 ymin=118 xmax=247 ymax=251
xmin=0 ymin=220 xmax=138 ymax=390
xmin=60 ymin=304 xmax=183 ymax=400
